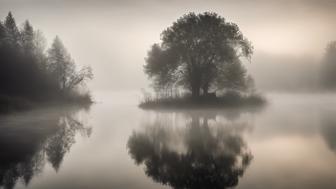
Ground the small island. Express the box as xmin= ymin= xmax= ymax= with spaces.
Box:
xmin=140 ymin=12 xmax=265 ymax=109
xmin=0 ymin=12 xmax=93 ymax=113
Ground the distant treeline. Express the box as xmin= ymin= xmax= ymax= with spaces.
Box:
xmin=249 ymin=42 xmax=336 ymax=92
xmin=0 ymin=12 xmax=92 ymax=111
xmin=321 ymin=41 xmax=336 ymax=91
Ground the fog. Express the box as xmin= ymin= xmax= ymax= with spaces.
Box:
xmin=2 ymin=2 xmax=336 ymax=188
xmin=1 ymin=0 xmax=335 ymax=91
xmin=247 ymin=53 xmax=321 ymax=92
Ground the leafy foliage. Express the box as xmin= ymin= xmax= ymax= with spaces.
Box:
xmin=47 ymin=37 xmax=93 ymax=93
xmin=145 ymin=12 xmax=253 ymax=97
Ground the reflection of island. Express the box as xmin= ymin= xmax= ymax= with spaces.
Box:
xmin=321 ymin=112 xmax=336 ymax=153
xmin=0 ymin=107 xmax=91 ymax=189
xmin=127 ymin=112 xmax=253 ymax=189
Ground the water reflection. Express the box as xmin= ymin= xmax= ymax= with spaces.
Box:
xmin=321 ymin=112 xmax=336 ymax=153
xmin=128 ymin=110 xmax=253 ymax=189
xmin=0 ymin=106 xmax=91 ymax=189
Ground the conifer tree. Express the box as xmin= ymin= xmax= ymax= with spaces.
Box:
xmin=21 ymin=20 xmax=34 ymax=52
xmin=48 ymin=36 xmax=92 ymax=93
xmin=4 ymin=12 xmax=21 ymax=47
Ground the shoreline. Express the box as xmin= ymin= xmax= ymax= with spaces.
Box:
xmin=0 ymin=95 xmax=94 ymax=114
xmin=139 ymin=93 xmax=266 ymax=110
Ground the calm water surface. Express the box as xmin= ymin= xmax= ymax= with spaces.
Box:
xmin=1 ymin=92 xmax=336 ymax=189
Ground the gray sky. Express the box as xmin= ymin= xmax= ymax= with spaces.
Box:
xmin=1 ymin=0 xmax=336 ymax=91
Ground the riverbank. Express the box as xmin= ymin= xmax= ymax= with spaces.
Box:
xmin=0 ymin=94 xmax=93 ymax=114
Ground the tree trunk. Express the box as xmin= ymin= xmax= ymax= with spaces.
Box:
xmin=202 ymin=85 xmax=209 ymax=96
xmin=190 ymin=66 xmax=201 ymax=99
xmin=191 ymin=85 xmax=200 ymax=98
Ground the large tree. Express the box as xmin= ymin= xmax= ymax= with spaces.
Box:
xmin=144 ymin=12 xmax=253 ymax=98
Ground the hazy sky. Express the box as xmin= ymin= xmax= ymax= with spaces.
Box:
xmin=1 ymin=0 xmax=336 ymax=91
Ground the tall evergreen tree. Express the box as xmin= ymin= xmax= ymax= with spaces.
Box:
xmin=4 ymin=12 xmax=21 ymax=47
xmin=31 ymin=30 xmax=48 ymax=70
xmin=21 ymin=20 xmax=34 ymax=52
xmin=48 ymin=36 xmax=73 ymax=91
xmin=0 ymin=22 xmax=6 ymax=45
xmin=48 ymin=36 xmax=92 ymax=93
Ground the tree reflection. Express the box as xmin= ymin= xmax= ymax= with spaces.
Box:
xmin=321 ymin=112 xmax=336 ymax=153
xmin=127 ymin=112 xmax=253 ymax=189
xmin=0 ymin=107 xmax=91 ymax=189
xmin=45 ymin=115 xmax=91 ymax=171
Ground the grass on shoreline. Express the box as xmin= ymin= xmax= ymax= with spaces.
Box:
xmin=139 ymin=92 xmax=266 ymax=110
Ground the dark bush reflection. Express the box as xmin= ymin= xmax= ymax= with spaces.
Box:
xmin=127 ymin=112 xmax=253 ymax=189
xmin=0 ymin=107 xmax=91 ymax=189
xmin=321 ymin=111 xmax=336 ymax=153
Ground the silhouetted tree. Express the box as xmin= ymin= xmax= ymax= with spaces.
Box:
xmin=0 ymin=12 xmax=93 ymax=107
xmin=47 ymin=37 xmax=93 ymax=94
xmin=321 ymin=41 xmax=336 ymax=90
xmin=145 ymin=12 xmax=253 ymax=98
xmin=0 ymin=22 xmax=6 ymax=45
xmin=245 ymin=75 xmax=256 ymax=94
xmin=21 ymin=20 xmax=34 ymax=53
xmin=31 ymin=30 xmax=48 ymax=69
xmin=4 ymin=12 xmax=21 ymax=47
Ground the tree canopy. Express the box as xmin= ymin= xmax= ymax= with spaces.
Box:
xmin=144 ymin=12 xmax=253 ymax=98
xmin=47 ymin=36 xmax=93 ymax=93
xmin=0 ymin=12 xmax=92 ymax=104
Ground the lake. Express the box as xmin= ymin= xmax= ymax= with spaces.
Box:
xmin=1 ymin=92 xmax=336 ymax=189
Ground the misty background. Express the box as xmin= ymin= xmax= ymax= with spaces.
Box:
xmin=1 ymin=0 xmax=335 ymax=92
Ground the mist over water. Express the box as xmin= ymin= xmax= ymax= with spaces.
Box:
xmin=0 ymin=93 xmax=335 ymax=189
xmin=1 ymin=0 xmax=336 ymax=188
